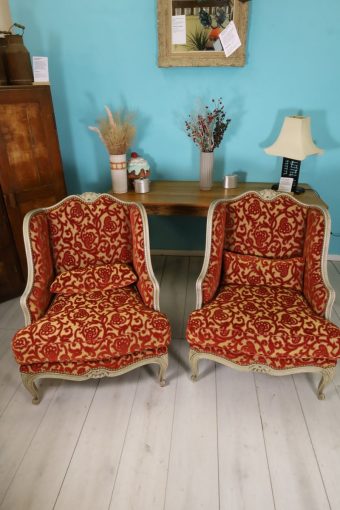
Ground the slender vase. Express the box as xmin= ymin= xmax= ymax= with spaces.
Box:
xmin=200 ymin=151 xmax=214 ymax=190
xmin=110 ymin=154 xmax=128 ymax=194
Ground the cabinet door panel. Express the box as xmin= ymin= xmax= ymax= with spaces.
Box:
xmin=0 ymin=85 xmax=66 ymax=276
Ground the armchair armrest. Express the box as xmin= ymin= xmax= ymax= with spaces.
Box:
xmin=303 ymin=207 xmax=335 ymax=318
xmin=129 ymin=204 xmax=160 ymax=310
xmin=20 ymin=211 xmax=54 ymax=325
xmin=196 ymin=200 xmax=226 ymax=309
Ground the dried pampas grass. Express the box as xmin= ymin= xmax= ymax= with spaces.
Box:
xmin=89 ymin=106 xmax=136 ymax=155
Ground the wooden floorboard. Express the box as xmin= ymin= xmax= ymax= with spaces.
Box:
xmin=1 ymin=256 xmax=340 ymax=510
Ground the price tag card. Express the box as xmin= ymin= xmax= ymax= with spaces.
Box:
xmin=219 ymin=21 xmax=241 ymax=58
xmin=33 ymin=56 xmax=49 ymax=83
xmin=278 ymin=177 xmax=294 ymax=192
xmin=172 ymin=15 xmax=186 ymax=45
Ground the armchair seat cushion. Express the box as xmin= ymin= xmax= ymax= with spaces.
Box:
xmin=13 ymin=286 xmax=170 ymax=367
xmin=187 ymin=284 xmax=340 ymax=369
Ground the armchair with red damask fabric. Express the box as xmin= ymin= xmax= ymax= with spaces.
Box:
xmin=186 ymin=189 xmax=340 ymax=399
xmin=12 ymin=193 xmax=171 ymax=404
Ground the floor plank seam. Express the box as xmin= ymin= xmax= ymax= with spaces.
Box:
xmin=0 ymin=382 xmax=59 ymax=508
xmin=162 ymin=354 xmax=180 ymax=510
xmin=0 ymin=381 xmax=21 ymax=420
xmin=107 ymin=371 xmax=141 ymax=510
xmin=293 ymin=376 xmax=332 ymax=510
xmin=214 ymin=365 xmax=221 ymax=510
xmin=254 ymin=373 xmax=277 ymax=510
xmin=52 ymin=379 xmax=100 ymax=510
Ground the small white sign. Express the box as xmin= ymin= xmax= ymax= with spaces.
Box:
xmin=278 ymin=177 xmax=294 ymax=192
xmin=172 ymin=15 xmax=186 ymax=45
xmin=33 ymin=56 xmax=49 ymax=83
xmin=219 ymin=21 xmax=241 ymax=58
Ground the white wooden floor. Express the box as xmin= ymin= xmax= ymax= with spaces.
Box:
xmin=1 ymin=256 xmax=340 ymax=510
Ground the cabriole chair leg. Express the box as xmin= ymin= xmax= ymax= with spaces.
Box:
xmin=21 ymin=373 xmax=41 ymax=405
xmin=317 ymin=367 xmax=335 ymax=400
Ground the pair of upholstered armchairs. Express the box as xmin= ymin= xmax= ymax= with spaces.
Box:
xmin=12 ymin=190 xmax=340 ymax=403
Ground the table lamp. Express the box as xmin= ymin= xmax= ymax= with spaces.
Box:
xmin=264 ymin=115 xmax=324 ymax=194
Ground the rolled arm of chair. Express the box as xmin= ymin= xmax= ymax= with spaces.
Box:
xmin=196 ymin=200 xmax=226 ymax=309
xmin=129 ymin=204 xmax=160 ymax=310
xmin=20 ymin=211 xmax=55 ymax=325
xmin=303 ymin=207 xmax=334 ymax=318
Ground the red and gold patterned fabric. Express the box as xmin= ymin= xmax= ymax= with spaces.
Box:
xmin=20 ymin=350 xmax=166 ymax=376
xmin=187 ymin=285 xmax=340 ymax=369
xmin=222 ymin=251 xmax=304 ymax=291
xmin=130 ymin=204 xmax=156 ymax=308
xmin=50 ymin=263 xmax=137 ymax=295
xmin=47 ymin=195 xmax=133 ymax=273
xmin=13 ymin=287 xmax=170 ymax=367
xmin=224 ymin=193 xmax=307 ymax=258
xmin=303 ymin=208 xmax=329 ymax=316
xmin=26 ymin=212 xmax=55 ymax=323
xmin=201 ymin=202 xmax=226 ymax=305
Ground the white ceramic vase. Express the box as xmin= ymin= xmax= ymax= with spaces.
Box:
xmin=200 ymin=151 xmax=214 ymax=190
xmin=110 ymin=154 xmax=128 ymax=194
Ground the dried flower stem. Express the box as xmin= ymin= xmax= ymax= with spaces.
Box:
xmin=89 ymin=106 xmax=136 ymax=155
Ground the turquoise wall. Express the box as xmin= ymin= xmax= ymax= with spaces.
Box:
xmin=9 ymin=0 xmax=340 ymax=253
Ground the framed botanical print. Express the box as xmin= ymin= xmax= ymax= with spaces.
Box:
xmin=158 ymin=0 xmax=248 ymax=67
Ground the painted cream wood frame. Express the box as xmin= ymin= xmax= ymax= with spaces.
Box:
xmin=158 ymin=0 xmax=248 ymax=67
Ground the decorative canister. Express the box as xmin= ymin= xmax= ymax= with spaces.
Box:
xmin=223 ymin=174 xmax=238 ymax=189
xmin=0 ymin=36 xmax=8 ymax=85
xmin=134 ymin=178 xmax=150 ymax=193
xmin=4 ymin=24 xmax=33 ymax=85
xmin=110 ymin=154 xmax=128 ymax=194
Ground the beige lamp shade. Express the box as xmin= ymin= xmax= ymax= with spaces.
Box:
xmin=264 ymin=116 xmax=324 ymax=161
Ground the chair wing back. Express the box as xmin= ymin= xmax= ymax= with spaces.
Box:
xmin=21 ymin=211 xmax=55 ymax=324
xmin=198 ymin=191 xmax=334 ymax=316
xmin=46 ymin=194 xmax=133 ymax=273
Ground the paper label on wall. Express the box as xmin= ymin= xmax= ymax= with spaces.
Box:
xmin=172 ymin=15 xmax=186 ymax=45
xmin=32 ymin=56 xmax=49 ymax=82
xmin=278 ymin=177 xmax=294 ymax=192
xmin=219 ymin=21 xmax=241 ymax=57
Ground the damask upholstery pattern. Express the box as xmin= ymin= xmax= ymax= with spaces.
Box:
xmin=303 ymin=208 xmax=330 ymax=316
xmin=187 ymin=284 xmax=340 ymax=368
xmin=25 ymin=212 xmax=55 ymax=323
xmin=222 ymin=252 xmax=304 ymax=290
xmin=188 ymin=191 xmax=340 ymax=397
xmin=201 ymin=201 xmax=226 ymax=305
xmin=129 ymin=204 xmax=157 ymax=309
xmin=47 ymin=195 xmax=133 ymax=273
xmin=13 ymin=194 xmax=170 ymax=402
xmin=13 ymin=287 xmax=170 ymax=366
xmin=50 ymin=263 xmax=137 ymax=295
xmin=224 ymin=193 xmax=307 ymax=258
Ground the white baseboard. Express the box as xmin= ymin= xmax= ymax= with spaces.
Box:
xmin=151 ymin=249 xmax=204 ymax=257
xmin=328 ymin=254 xmax=340 ymax=261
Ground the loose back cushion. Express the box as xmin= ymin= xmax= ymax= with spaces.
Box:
xmin=50 ymin=263 xmax=137 ymax=295
xmin=222 ymin=251 xmax=304 ymax=291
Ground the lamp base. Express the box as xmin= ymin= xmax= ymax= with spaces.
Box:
xmin=271 ymin=183 xmax=305 ymax=194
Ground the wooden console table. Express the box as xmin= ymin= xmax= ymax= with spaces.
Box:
xmin=111 ymin=181 xmax=326 ymax=216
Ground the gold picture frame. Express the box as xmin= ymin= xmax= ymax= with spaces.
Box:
xmin=158 ymin=0 xmax=248 ymax=67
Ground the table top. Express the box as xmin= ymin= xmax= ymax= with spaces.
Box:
xmin=111 ymin=181 xmax=327 ymax=216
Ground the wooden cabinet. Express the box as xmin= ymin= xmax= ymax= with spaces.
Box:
xmin=0 ymin=189 xmax=24 ymax=302
xmin=0 ymin=84 xmax=66 ymax=298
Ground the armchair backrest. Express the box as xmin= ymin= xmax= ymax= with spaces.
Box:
xmin=199 ymin=191 xmax=333 ymax=318
xmin=46 ymin=194 xmax=133 ymax=273
xmin=21 ymin=193 xmax=159 ymax=325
